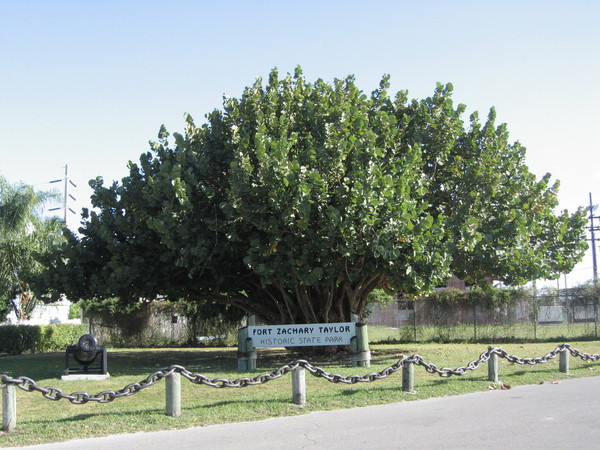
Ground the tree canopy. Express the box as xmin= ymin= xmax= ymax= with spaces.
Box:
xmin=48 ymin=68 xmax=588 ymax=325
xmin=0 ymin=177 xmax=64 ymax=320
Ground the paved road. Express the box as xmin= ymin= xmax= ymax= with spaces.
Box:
xmin=10 ymin=376 xmax=600 ymax=449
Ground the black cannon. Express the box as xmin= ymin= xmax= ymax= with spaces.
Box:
xmin=63 ymin=334 xmax=108 ymax=375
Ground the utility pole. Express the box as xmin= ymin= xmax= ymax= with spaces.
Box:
xmin=588 ymin=193 xmax=600 ymax=336
xmin=49 ymin=164 xmax=77 ymax=223
xmin=589 ymin=193 xmax=599 ymax=286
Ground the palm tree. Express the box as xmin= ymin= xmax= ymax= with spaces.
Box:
xmin=0 ymin=176 xmax=64 ymax=321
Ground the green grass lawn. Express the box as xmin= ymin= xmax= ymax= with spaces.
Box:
xmin=2 ymin=340 xmax=600 ymax=447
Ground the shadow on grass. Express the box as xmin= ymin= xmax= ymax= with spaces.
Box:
xmin=0 ymin=352 xmax=65 ymax=379
xmin=55 ymin=413 xmax=110 ymax=423
xmin=0 ymin=350 xmax=474 ymax=389
xmin=0 ymin=349 xmax=240 ymax=381
xmin=23 ymin=408 xmax=167 ymax=426
xmin=2 ymin=348 xmax=372 ymax=380
xmin=504 ymin=365 xmax=562 ymax=377
xmin=107 ymin=349 xmax=240 ymax=375
xmin=193 ymin=398 xmax=286 ymax=410
xmin=20 ymin=397 xmax=290 ymax=428
xmin=3 ymin=347 xmax=568 ymax=384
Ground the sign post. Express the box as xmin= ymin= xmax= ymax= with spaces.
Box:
xmin=237 ymin=326 xmax=256 ymax=371
xmin=351 ymin=323 xmax=371 ymax=367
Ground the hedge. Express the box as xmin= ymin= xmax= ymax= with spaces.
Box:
xmin=0 ymin=324 xmax=88 ymax=355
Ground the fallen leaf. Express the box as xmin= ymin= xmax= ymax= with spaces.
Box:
xmin=538 ymin=381 xmax=544 ymax=384
xmin=500 ymin=383 xmax=512 ymax=390
xmin=551 ymin=380 xmax=560 ymax=384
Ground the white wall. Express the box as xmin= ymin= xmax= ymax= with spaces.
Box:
xmin=4 ymin=296 xmax=81 ymax=325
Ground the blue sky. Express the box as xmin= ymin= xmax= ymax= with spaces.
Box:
xmin=1 ymin=1 xmax=599 ymax=287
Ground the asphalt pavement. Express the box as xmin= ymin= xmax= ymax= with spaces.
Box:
xmin=8 ymin=376 xmax=600 ymax=449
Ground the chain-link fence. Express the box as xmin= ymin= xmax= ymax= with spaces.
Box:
xmin=368 ymin=286 xmax=600 ymax=342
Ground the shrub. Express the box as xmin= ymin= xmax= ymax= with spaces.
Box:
xmin=68 ymin=301 xmax=81 ymax=320
xmin=174 ymin=300 xmax=243 ymax=347
xmin=79 ymin=298 xmax=244 ymax=348
xmin=0 ymin=325 xmax=40 ymax=354
xmin=425 ymin=286 xmax=522 ymax=309
xmin=427 ymin=288 xmax=468 ymax=307
xmin=36 ymin=324 xmax=88 ymax=352
xmin=0 ymin=324 xmax=87 ymax=354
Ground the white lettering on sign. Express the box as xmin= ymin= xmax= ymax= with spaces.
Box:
xmin=248 ymin=323 xmax=356 ymax=347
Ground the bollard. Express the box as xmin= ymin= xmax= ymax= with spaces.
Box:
xmin=291 ymin=366 xmax=306 ymax=406
xmin=2 ymin=384 xmax=17 ymax=432
xmin=351 ymin=325 xmax=371 ymax=368
xmin=350 ymin=315 xmax=371 ymax=368
xmin=402 ymin=360 xmax=415 ymax=393
xmin=559 ymin=349 xmax=570 ymax=374
xmin=247 ymin=340 xmax=257 ymax=371
xmin=237 ymin=327 xmax=249 ymax=371
xmin=488 ymin=352 xmax=499 ymax=383
xmin=166 ymin=372 xmax=181 ymax=418
xmin=237 ymin=326 xmax=257 ymax=372
xmin=246 ymin=315 xmax=257 ymax=371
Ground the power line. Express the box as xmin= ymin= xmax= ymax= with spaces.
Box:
xmin=1 ymin=164 xmax=80 ymax=229
xmin=0 ymin=166 xmax=68 ymax=185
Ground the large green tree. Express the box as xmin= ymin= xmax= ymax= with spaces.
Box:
xmin=49 ymin=68 xmax=587 ymax=325
xmin=0 ymin=177 xmax=64 ymax=321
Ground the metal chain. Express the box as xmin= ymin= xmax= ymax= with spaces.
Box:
xmin=1 ymin=344 xmax=598 ymax=404
xmin=0 ymin=367 xmax=178 ymax=404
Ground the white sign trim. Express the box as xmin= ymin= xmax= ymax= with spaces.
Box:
xmin=248 ymin=322 xmax=356 ymax=347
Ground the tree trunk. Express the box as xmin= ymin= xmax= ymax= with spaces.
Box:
xmin=242 ymin=274 xmax=385 ymax=325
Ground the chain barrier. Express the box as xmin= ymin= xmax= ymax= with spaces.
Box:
xmin=1 ymin=343 xmax=598 ymax=405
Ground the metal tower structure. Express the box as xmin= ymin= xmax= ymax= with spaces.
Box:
xmin=589 ymin=193 xmax=599 ymax=285
xmin=48 ymin=164 xmax=77 ymax=223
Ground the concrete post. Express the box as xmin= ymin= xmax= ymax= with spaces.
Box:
xmin=166 ymin=372 xmax=181 ymax=418
xmin=238 ymin=316 xmax=257 ymax=371
xmin=237 ymin=327 xmax=249 ymax=371
xmin=245 ymin=318 xmax=257 ymax=371
xmin=488 ymin=352 xmax=499 ymax=383
xmin=292 ymin=366 xmax=306 ymax=406
xmin=350 ymin=314 xmax=371 ymax=368
xmin=402 ymin=360 xmax=415 ymax=393
xmin=247 ymin=335 xmax=257 ymax=371
xmin=2 ymin=384 xmax=17 ymax=432
xmin=559 ymin=349 xmax=570 ymax=374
